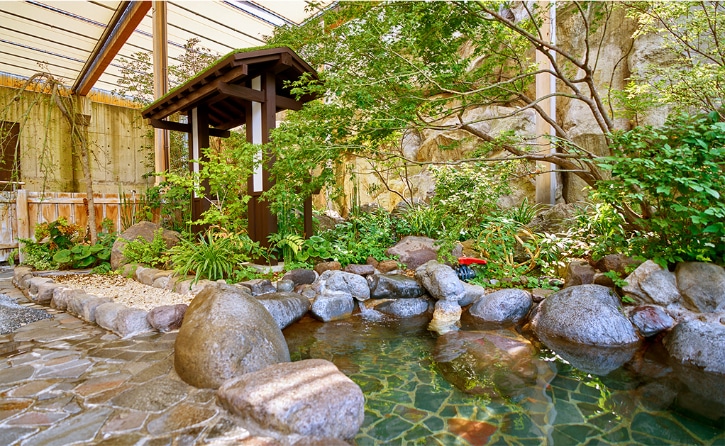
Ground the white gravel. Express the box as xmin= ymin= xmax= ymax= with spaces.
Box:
xmin=54 ymin=274 xmax=193 ymax=311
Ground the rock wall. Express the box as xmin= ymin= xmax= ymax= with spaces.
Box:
xmin=317 ymin=4 xmax=671 ymax=213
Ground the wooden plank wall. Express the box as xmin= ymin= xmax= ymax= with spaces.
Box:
xmin=0 ymin=191 xmax=154 ymax=262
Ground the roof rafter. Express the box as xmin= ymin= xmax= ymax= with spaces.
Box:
xmin=72 ymin=0 xmax=151 ymax=95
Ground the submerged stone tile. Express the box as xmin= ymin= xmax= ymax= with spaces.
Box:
xmin=448 ymin=418 xmax=496 ymax=445
xmin=20 ymin=406 xmax=113 ymax=446
xmin=631 ymin=412 xmax=700 ymax=445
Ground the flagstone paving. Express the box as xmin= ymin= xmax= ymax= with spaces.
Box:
xmin=0 ymin=275 xmax=254 ymax=446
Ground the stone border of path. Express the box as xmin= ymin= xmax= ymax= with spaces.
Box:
xmin=11 ymin=265 xmax=216 ymax=338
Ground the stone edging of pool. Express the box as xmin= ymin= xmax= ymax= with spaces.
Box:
xmin=11 ymin=265 xmax=215 ymax=338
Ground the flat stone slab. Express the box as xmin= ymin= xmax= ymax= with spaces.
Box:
xmin=217 ymin=358 xmax=365 ymax=441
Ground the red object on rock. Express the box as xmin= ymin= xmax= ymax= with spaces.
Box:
xmin=458 ymin=257 xmax=488 ymax=266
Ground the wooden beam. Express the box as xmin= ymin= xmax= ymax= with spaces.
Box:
xmin=147 ymin=119 xmax=230 ymax=138
xmin=73 ymin=1 xmax=151 ymax=96
xmin=218 ymin=82 xmax=303 ymax=111
xmin=153 ymin=0 xmax=169 ymax=177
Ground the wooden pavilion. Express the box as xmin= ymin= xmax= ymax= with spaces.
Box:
xmin=142 ymin=46 xmax=319 ymax=256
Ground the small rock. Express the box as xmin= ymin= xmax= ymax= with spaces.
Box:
xmin=629 ymin=305 xmax=675 ymax=337
xmin=344 ymin=264 xmax=375 ymax=276
xmin=281 ymin=269 xmax=317 ymax=286
xmin=314 ymin=261 xmax=342 ymax=275
xmin=531 ymin=288 xmax=554 ymax=303
xmin=415 ymin=260 xmax=465 ymax=302
xmin=593 ymin=272 xmax=616 ymax=288
xmin=314 ymin=270 xmax=370 ymax=302
xmin=564 ymin=260 xmax=595 ymax=288
xmin=275 ymin=280 xmax=295 ymax=293
xmin=459 ymin=282 xmax=486 ymax=307
xmin=311 ymin=291 xmax=355 ymax=322
xmin=51 ymin=287 xmax=82 ymax=311
xmin=147 ymin=304 xmax=188 ymax=332
xmin=429 ymin=299 xmax=462 ymax=334
xmin=237 ymin=279 xmax=277 ymax=296
xmin=469 ymin=288 xmax=532 ymax=325
xmin=95 ymin=302 xmax=129 ymax=332
xmin=376 ymin=298 xmax=430 ymax=318
xmin=376 ymin=260 xmax=399 ymax=273
xmin=136 ymin=267 xmax=161 ymax=286
xmin=34 ymin=281 xmax=60 ymax=304
xmin=595 ymin=254 xmax=642 ymax=276
xmin=12 ymin=266 xmax=33 ymax=289
xmin=386 ymin=236 xmax=439 ymax=270
xmin=369 ymin=274 xmax=424 ymax=300
xmin=115 ymin=308 xmax=153 ymax=338
xmin=27 ymin=277 xmax=54 ymax=297
xmin=217 ymin=359 xmax=364 ymax=441
xmin=622 ymin=260 xmax=664 ymax=302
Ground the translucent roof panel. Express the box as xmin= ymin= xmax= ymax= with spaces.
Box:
xmin=0 ymin=0 xmax=330 ymax=95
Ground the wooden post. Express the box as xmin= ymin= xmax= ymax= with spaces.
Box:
xmin=535 ymin=1 xmax=557 ymax=205
xmin=16 ymin=189 xmax=28 ymax=263
xmin=153 ymin=0 xmax=169 ymax=181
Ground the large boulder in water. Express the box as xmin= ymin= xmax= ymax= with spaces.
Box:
xmin=256 ymin=292 xmax=311 ymax=329
xmin=111 ymin=221 xmax=180 ymax=270
xmin=664 ymin=320 xmax=725 ymax=374
xmin=530 ymin=284 xmax=640 ymax=346
xmin=313 ymin=270 xmax=370 ymax=302
xmin=468 ymin=288 xmax=532 ymax=325
xmin=174 ymin=283 xmax=290 ymax=389
xmin=217 ymin=359 xmax=365 ymax=442
xmin=434 ymin=329 xmax=539 ymax=398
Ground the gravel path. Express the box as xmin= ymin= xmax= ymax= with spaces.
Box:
xmin=0 ymin=294 xmax=52 ymax=334
xmin=53 ymin=274 xmax=193 ymax=310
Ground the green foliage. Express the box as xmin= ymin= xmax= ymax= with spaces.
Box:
xmin=268 ymin=232 xmax=305 ymax=265
xmin=506 ymin=198 xmax=544 ymax=226
xmin=52 ymin=244 xmax=108 ymax=270
xmin=317 ymin=209 xmax=398 ymax=266
xmin=169 ymin=231 xmax=263 ymax=283
xmin=597 ymin=112 xmax=725 ymax=266
xmin=18 ymin=217 xmax=87 ymax=270
xmin=145 ymin=181 xmax=191 ymax=232
xmin=467 ymin=217 xmax=542 ymax=279
xmin=18 ymin=238 xmax=55 ymax=270
xmin=122 ymin=229 xmax=170 ymax=269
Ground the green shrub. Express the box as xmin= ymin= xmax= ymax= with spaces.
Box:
xmin=318 ymin=209 xmax=397 ymax=266
xmin=122 ymin=228 xmax=170 ymax=268
xmin=597 ymin=111 xmax=725 ymax=266
xmin=169 ymin=231 xmax=262 ymax=283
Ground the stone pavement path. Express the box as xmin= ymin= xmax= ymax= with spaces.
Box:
xmin=0 ymin=273 xmax=254 ymax=446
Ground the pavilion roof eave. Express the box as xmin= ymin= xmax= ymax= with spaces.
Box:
xmin=140 ymin=45 xmax=319 ymax=125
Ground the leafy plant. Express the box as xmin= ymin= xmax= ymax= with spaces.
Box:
xmin=17 ymin=238 xmax=55 ymax=270
xmin=169 ymin=231 xmax=262 ymax=283
xmin=122 ymin=228 xmax=170 ymax=268
xmin=597 ymin=111 xmax=725 ymax=266
xmin=268 ymin=232 xmax=305 ymax=264
xmin=52 ymin=244 xmax=110 ymax=270
xmin=506 ymin=198 xmax=544 ymax=226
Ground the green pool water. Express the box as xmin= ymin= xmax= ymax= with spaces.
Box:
xmin=283 ymin=313 xmax=725 ymax=445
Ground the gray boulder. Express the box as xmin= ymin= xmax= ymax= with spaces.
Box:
xmin=531 ymin=284 xmax=640 ymax=346
xmin=369 ymin=274 xmax=424 ymax=299
xmin=256 ymin=292 xmax=311 ymax=329
xmin=415 ymin=260 xmax=465 ymax=302
xmin=111 ymin=221 xmax=179 ymax=270
xmin=675 ymin=262 xmax=725 ymax=313
xmin=539 ymin=336 xmax=640 ymax=375
xmin=95 ymin=302 xmax=129 ymax=332
xmin=237 ymin=279 xmax=277 ymax=296
xmin=459 ymin=282 xmax=486 ymax=307
xmin=146 ymin=304 xmax=187 ymax=332
xmin=276 ymin=279 xmax=295 ymax=292
xmin=376 ymin=297 xmax=430 ymax=318
xmin=174 ymin=283 xmax=290 ymax=389
xmin=115 ymin=308 xmax=153 ymax=338
xmin=469 ymin=288 xmax=532 ymax=325
xmin=51 ymin=286 xmax=83 ymax=311
xmin=12 ymin=266 xmax=33 ymax=289
xmin=311 ymin=291 xmax=355 ymax=322
xmin=639 ymin=269 xmax=681 ymax=307
xmin=386 ymin=236 xmax=439 ymax=270
xmin=314 ymin=270 xmax=370 ymax=302
xmin=622 ymin=260 xmax=677 ymax=304
xmin=629 ymin=305 xmax=675 ymax=338
xmin=664 ymin=320 xmax=725 ymax=374
xmin=217 ymin=359 xmax=364 ymax=441
xmin=281 ymin=268 xmax=317 ymax=286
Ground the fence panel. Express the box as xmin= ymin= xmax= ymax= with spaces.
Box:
xmin=0 ymin=190 xmax=153 ymax=262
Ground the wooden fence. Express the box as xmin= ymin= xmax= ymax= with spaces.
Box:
xmin=0 ymin=190 xmax=151 ymax=262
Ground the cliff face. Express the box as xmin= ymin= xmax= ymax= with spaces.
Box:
xmin=316 ymin=4 xmax=672 ymax=216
